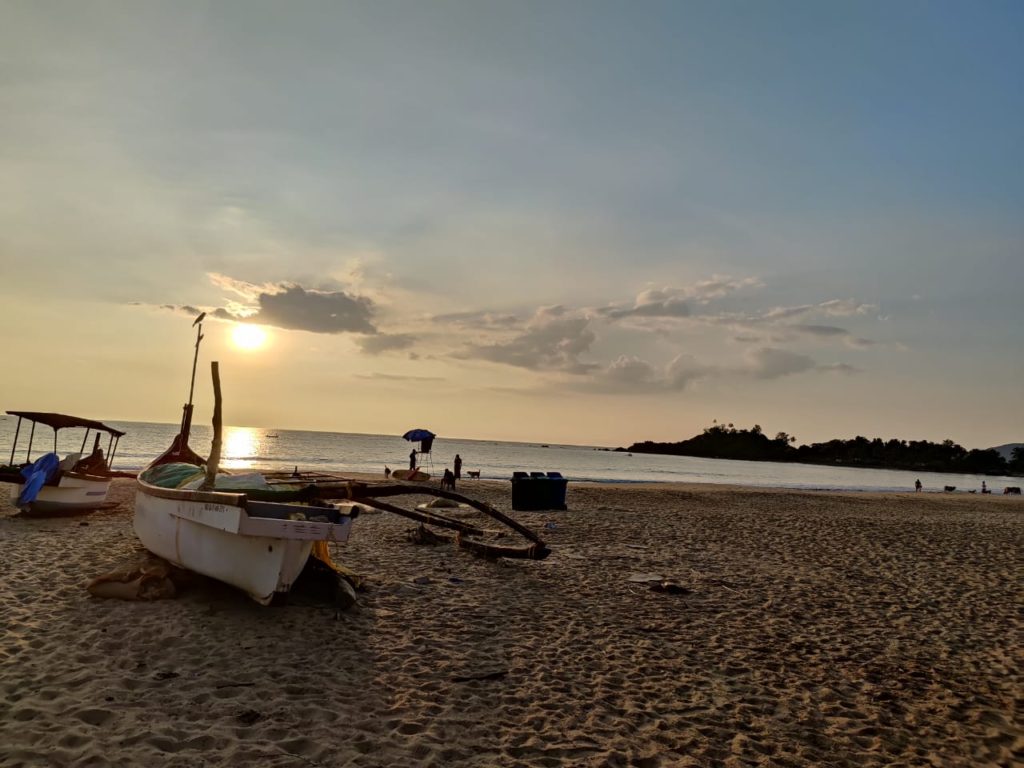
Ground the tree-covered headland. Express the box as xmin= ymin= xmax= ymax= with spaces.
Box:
xmin=619 ymin=423 xmax=1024 ymax=476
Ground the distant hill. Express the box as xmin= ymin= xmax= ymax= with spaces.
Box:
xmin=621 ymin=424 xmax=1022 ymax=476
xmin=991 ymin=443 xmax=1024 ymax=461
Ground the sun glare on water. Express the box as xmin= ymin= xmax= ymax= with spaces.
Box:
xmin=231 ymin=324 xmax=268 ymax=351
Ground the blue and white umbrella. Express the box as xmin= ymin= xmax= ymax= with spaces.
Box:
xmin=402 ymin=429 xmax=436 ymax=442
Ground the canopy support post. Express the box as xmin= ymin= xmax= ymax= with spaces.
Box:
xmin=9 ymin=417 xmax=21 ymax=465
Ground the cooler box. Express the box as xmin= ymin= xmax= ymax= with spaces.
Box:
xmin=511 ymin=470 xmax=568 ymax=511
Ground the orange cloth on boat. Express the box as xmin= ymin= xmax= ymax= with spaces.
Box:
xmin=311 ymin=541 xmax=364 ymax=590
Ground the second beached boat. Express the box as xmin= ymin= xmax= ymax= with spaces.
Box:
xmin=1 ymin=411 xmax=126 ymax=514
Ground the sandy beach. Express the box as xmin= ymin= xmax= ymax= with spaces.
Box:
xmin=1 ymin=478 xmax=1021 ymax=767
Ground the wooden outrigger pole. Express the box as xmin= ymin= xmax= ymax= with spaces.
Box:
xmin=201 ymin=361 xmax=222 ymax=491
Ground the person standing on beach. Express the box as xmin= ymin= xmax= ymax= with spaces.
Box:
xmin=915 ymin=479 xmax=922 ymax=492
xmin=409 ymin=449 xmax=417 ymax=471
xmin=454 ymin=454 xmax=462 ymax=480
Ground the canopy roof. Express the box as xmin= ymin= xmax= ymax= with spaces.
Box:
xmin=6 ymin=411 xmax=126 ymax=437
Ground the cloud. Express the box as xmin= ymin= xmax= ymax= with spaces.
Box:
xmin=686 ymin=276 xmax=763 ymax=302
xmin=793 ymin=324 xmax=848 ymax=337
xmin=783 ymin=324 xmax=876 ymax=349
xmin=817 ymin=299 xmax=877 ymax=317
xmin=243 ymin=285 xmax=375 ymax=333
xmin=819 ymin=363 xmax=861 ymax=374
xmin=603 ymin=355 xmax=659 ymax=386
xmin=463 ymin=305 xmax=597 ymax=373
xmin=208 ymin=273 xmax=267 ymax=301
xmin=743 ymin=347 xmax=818 ymax=379
xmin=357 ymin=333 xmax=417 ymax=354
xmin=431 ymin=310 xmax=521 ymax=328
xmin=158 ymin=276 xmax=378 ymax=334
xmin=666 ymin=353 xmax=710 ymax=388
xmin=354 ymin=372 xmax=444 ymax=382
xmin=742 ymin=347 xmax=861 ymax=379
xmin=178 ymin=274 xmax=379 ymax=334
xmin=584 ymin=352 xmax=712 ymax=393
xmin=601 ymin=287 xmax=693 ymax=320
xmin=760 ymin=299 xmax=877 ymax=323
xmin=599 ymin=275 xmax=760 ymax=320
xmin=160 ymin=304 xmax=203 ymax=317
xmin=847 ymin=337 xmax=875 ymax=349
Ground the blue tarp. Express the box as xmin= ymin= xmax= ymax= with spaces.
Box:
xmin=17 ymin=452 xmax=60 ymax=506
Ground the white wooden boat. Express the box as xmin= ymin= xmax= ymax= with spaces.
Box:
xmin=134 ymin=467 xmax=360 ymax=605
xmin=1 ymin=411 xmax=126 ymax=514
xmin=8 ymin=472 xmax=112 ymax=513
xmin=133 ymin=315 xmax=550 ymax=606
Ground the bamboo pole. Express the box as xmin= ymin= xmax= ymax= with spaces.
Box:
xmin=201 ymin=362 xmax=222 ymax=490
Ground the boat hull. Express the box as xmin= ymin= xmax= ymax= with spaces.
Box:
xmin=9 ymin=473 xmax=111 ymax=513
xmin=133 ymin=484 xmax=354 ymax=605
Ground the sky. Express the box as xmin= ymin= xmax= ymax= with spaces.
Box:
xmin=1 ymin=1 xmax=1022 ymax=449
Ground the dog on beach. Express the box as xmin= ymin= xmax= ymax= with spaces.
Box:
xmin=467 ymin=470 xmax=480 ymax=479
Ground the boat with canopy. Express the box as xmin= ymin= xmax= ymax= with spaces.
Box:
xmin=1 ymin=411 xmax=126 ymax=513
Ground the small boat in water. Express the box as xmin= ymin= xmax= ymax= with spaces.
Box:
xmin=1 ymin=411 xmax=126 ymax=514
xmin=135 ymin=317 xmax=550 ymax=605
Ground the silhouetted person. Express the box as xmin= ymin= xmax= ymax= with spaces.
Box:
xmin=442 ymin=468 xmax=455 ymax=491
xmin=76 ymin=446 xmax=106 ymax=474
xmin=915 ymin=479 xmax=922 ymax=492
xmin=409 ymin=449 xmax=417 ymax=471
xmin=454 ymin=454 xmax=462 ymax=480
xmin=384 ymin=466 xmax=391 ymax=479
xmin=75 ymin=434 xmax=107 ymax=474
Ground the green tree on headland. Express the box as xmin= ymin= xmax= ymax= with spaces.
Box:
xmin=1010 ymin=447 xmax=1024 ymax=474
xmin=618 ymin=424 xmax=1017 ymax=476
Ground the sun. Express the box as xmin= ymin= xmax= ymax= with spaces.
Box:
xmin=231 ymin=324 xmax=269 ymax=351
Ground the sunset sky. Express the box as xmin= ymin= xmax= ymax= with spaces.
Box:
xmin=2 ymin=1 xmax=1021 ymax=448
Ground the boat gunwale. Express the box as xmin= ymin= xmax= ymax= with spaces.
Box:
xmin=135 ymin=475 xmax=246 ymax=507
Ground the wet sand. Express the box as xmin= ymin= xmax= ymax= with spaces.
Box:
xmin=1 ymin=478 xmax=1021 ymax=767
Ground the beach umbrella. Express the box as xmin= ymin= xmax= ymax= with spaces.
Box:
xmin=402 ymin=428 xmax=436 ymax=454
xmin=402 ymin=429 xmax=436 ymax=442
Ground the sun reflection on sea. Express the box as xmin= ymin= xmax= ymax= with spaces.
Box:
xmin=221 ymin=427 xmax=259 ymax=470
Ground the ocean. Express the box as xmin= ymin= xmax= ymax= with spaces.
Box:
xmin=2 ymin=417 xmax=1019 ymax=494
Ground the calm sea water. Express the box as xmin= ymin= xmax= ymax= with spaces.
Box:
xmin=0 ymin=418 xmax=1019 ymax=494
